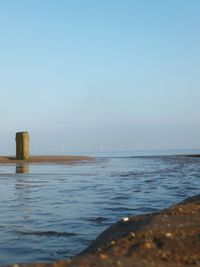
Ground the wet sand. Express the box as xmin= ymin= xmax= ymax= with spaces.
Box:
xmin=186 ymin=154 xmax=200 ymax=158
xmin=0 ymin=155 xmax=95 ymax=164
xmin=0 ymin=154 xmax=198 ymax=164
xmin=7 ymin=194 xmax=200 ymax=267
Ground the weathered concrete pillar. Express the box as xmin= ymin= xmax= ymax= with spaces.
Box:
xmin=16 ymin=132 xmax=30 ymax=160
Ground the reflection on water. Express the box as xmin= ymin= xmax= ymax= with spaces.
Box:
xmin=0 ymin=156 xmax=199 ymax=265
xmin=16 ymin=164 xmax=29 ymax=174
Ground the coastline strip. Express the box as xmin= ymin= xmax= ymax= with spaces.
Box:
xmin=0 ymin=155 xmax=95 ymax=164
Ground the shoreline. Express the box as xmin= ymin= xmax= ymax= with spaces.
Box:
xmin=0 ymin=154 xmax=199 ymax=164
xmin=185 ymin=154 xmax=200 ymax=158
xmin=0 ymin=155 xmax=95 ymax=164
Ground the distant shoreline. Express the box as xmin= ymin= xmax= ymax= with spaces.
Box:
xmin=0 ymin=155 xmax=95 ymax=164
xmin=184 ymin=154 xmax=200 ymax=157
xmin=0 ymin=154 xmax=199 ymax=164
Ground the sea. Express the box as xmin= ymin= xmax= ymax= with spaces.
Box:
xmin=0 ymin=149 xmax=200 ymax=265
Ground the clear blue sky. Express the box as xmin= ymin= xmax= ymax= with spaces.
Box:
xmin=0 ymin=0 xmax=199 ymax=154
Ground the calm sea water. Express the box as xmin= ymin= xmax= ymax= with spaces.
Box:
xmin=0 ymin=151 xmax=200 ymax=265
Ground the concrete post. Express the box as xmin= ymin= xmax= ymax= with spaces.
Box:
xmin=16 ymin=132 xmax=30 ymax=160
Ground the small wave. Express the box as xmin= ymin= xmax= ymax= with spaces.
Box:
xmin=111 ymin=171 xmax=142 ymax=178
xmin=111 ymin=195 xmax=130 ymax=201
xmin=86 ymin=216 xmax=108 ymax=223
xmin=17 ymin=230 xmax=77 ymax=237
xmin=104 ymin=206 xmax=135 ymax=212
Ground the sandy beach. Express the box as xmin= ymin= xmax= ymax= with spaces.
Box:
xmin=0 ymin=155 xmax=95 ymax=164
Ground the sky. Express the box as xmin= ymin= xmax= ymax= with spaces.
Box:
xmin=0 ymin=0 xmax=200 ymax=155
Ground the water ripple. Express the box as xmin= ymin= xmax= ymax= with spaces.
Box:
xmin=16 ymin=230 xmax=78 ymax=237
